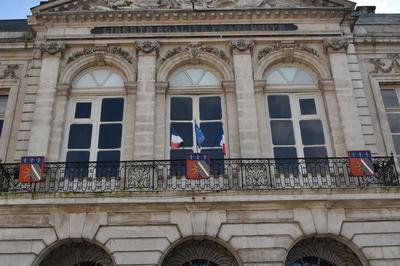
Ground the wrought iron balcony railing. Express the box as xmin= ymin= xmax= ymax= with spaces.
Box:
xmin=0 ymin=157 xmax=398 ymax=193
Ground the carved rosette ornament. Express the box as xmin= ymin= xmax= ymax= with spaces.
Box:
xmin=324 ymin=37 xmax=348 ymax=51
xmin=136 ymin=41 xmax=160 ymax=53
xmin=0 ymin=65 xmax=19 ymax=80
xmin=229 ymin=39 xmax=255 ymax=52
xmin=370 ymin=54 xmax=400 ymax=74
xmin=40 ymin=42 xmax=66 ymax=55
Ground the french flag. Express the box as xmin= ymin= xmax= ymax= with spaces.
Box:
xmin=171 ymin=128 xmax=183 ymax=150
xmin=215 ymin=128 xmax=226 ymax=156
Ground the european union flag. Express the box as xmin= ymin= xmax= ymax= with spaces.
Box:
xmin=195 ymin=123 xmax=205 ymax=148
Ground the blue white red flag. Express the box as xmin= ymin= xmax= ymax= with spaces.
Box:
xmin=195 ymin=122 xmax=205 ymax=148
xmin=171 ymin=128 xmax=183 ymax=150
xmin=214 ymin=128 xmax=226 ymax=156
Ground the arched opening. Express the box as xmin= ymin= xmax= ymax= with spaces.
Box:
xmin=37 ymin=239 xmax=115 ymax=266
xmin=161 ymin=239 xmax=239 ymax=266
xmin=285 ymin=237 xmax=363 ymax=266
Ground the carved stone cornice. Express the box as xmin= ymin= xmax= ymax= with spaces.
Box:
xmin=369 ymin=54 xmax=400 ymax=74
xmin=319 ymin=79 xmax=335 ymax=91
xmin=136 ymin=41 xmax=160 ymax=54
xmin=229 ymin=39 xmax=255 ymax=53
xmin=124 ymin=82 xmax=137 ymax=95
xmin=160 ymin=42 xmax=230 ymax=64
xmin=254 ymin=80 xmax=266 ymax=93
xmin=222 ymin=80 xmax=236 ymax=93
xmin=323 ymin=37 xmax=348 ymax=52
xmin=155 ymin=81 xmax=169 ymax=94
xmin=258 ymin=42 xmax=320 ymax=60
xmin=0 ymin=65 xmax=19 ymax=80
xmin=40 ymin=42 xmax=66 ymax=56
xmin=56 ymin=84 xmax=71 ymax=97
xmin=67 ymin=46 xmax=134 ymax=65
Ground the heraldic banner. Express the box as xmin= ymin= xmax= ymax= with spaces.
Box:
xmin=348 ymin=151 xmax=375 ymax=177
xmin=19 ymin=156 xmax=45 ymax=183
xmin=186 ymin=153 xmax=211 ymax=179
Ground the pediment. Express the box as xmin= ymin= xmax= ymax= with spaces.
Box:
xmin=33 ymin=0 xmax=356 ymax=13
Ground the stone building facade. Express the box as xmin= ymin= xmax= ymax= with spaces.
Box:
xmin=0 ymin=0 xmax=399 ymax=265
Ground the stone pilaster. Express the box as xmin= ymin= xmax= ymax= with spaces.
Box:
xmin=124 ymin=82 xmax=137 ymax=161
xmin=133 ymin=42 xmax=159 ymax=160
xmin=325 ymin=38 xmax=366 ymax=151
xmin=254 ymin=80 xmax=270 ymax=157
xmin=230 ymin=40 xmax=261 ymax=158
xmin=153 ymin=82 xmax=168 ymax=160
xmin=47 ymin=84 xmax=70 ymax=161
xmin=28 ymin=43 xmax=65 ymax=157
xmin=222 ymin=81 xmax=240 ymax=158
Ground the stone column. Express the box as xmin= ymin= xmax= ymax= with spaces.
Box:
xmin=28 ymin=43 xmax=65 ymax=157
xmin=222 ymin=81 xmax=240 ymax=158
xmin=254 ymin=80 xmax=270 ymax=158
xmin=230 ymin=40 xmax=261 ymax=158
xmin=133 ymin=41 xmax=160 ymax=160
xmin=48 ymin=84 xmax=70 ymax=161
xmin=325 ymin=38 xmax=366 ymax=151
xmin=320 ymin=79 xmax=346 ymax=156
xmin=154 ymin=82 xmax=168 ymax=160
xmin=124 ymin=82 xmax=137 ymax=161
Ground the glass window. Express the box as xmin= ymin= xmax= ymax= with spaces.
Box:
xmin=171 ymin=97 xmax=193 ymax=121
xmin=271 ymin=121 xmax=295 ymax=145
xmin=74 ymin=69 xmax=124 ymax=89
xmin=169 ymin=67 xmax=220 ymax=87
xmin=75 ymin=103 xmax=92 ymax=119
xmin=382 ymin=89 xmax=400 ymax=108
xmin=0 ymin=96 xmax=8 ymax=138
xmin=266 ymin=66 xmax=314 ymax=85
xmin=300 ymin=120 xmax=325 ymax=145
xmin=170 ymin=123 xmax=193 ymax=147
xmin=274 ymin=147 xmax=297 ymax=158
xmin=200 ymin=97 xmax=222 ymax=120
xmin=268 ymin=95 xmax=291 ymax=118
xmin=393 ymin=135 xmax=400 ymax=154
xmin=101 ymin=98 xmax=124 ymax=122
xmin=98 ymin=124 xmax=122 ymax=149
xmin=200 ymin=122 xmax=223 ymax=147
xmin=299 ymin=99 xmax=317 ymax=115
xmin=304 ymin=147 xmax=328 ymax=158
xmin=387 ymin=114 xmax=400 ymax=133
xmin=68 ymin=124 xmax=92 ymax=149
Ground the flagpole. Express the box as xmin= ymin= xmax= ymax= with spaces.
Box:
xmin=194 ymin=120 xmax=199 ymax=153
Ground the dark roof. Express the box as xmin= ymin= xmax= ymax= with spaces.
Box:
xmin=356 ymin=14 xmax=400 ymax=25
xmin=0 ymin=19 xmax=29 ymax=32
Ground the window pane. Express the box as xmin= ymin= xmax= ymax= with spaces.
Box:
xmin=170 ymin=72 xmax=192 ymax=86
xmin=68 ymin=124 xmax=92 ymax=149
xmin=393 ymin=135 xmax=400 ymax=154
xmin=200 ymin=97 xmax=222 ymax=120
xmin=267 ymin=71 xmax=287 ymax=85
xmin=300 ymin=120 xmax=325 ymax=145
xmin=171 ymin=123 xmax=193 ymax=147
xmin=268 ymin=95 xmax=291 ymax=118
xmin=103 ymin=73 xmax=124 ymax=87
xmin=0 ymin=120 xmax=3 ymax=137
xmin=171 ymin=97 xmax=193 ymax=121
xmin=66 ymin=151 xmax=90 ymax=162
xmin=271 ymin=121 xmax=295 ymax=145
xmin=274 ymin=147 xmax=297 ymax=158
xmin=186 ymin=68 xmax=205 ymax=85
xmin=97 ymin=150 xmax=121 ymax=161
xmin=98 ymin=124 xmax=122 ymax=149
xmin=0 ymin=96 xmax=8 ymax=114
xmin=382 ymin=89 xmax=399 ymax=108
xmin=170 ymin=149 xmax=188 ymax=176
xmin=75 ymin=102 xmax=92 ymax=119
xmin=388 ymin=114 xmax=400 ymax=133
xmin=280 ymin=67 xmax=298 ymax=82
xmin=200 ymin=122 xmax=223 ymax=147
xmin=299 ymin=99 xmax=317 ymax=115
xmin=101 ymin=98 xmax=124 ymax=122
xmin=304 ymin=147 xmax=328 ymax=158
xmin=96 ymin=151 xmax=121 ymax=177
xmin=294 ymin=70 xmax=313 ymax=84
xmin=76 ymin=73 xmax=96 ymax=88
xmin=199 ymin=72 xmax=219 ymax=86
xmin=92 ymin=69 xmax=110 ymax=86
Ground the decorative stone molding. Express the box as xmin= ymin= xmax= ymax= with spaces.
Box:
xmin=258 ymin=42 xmax=320 ymax=60
xmin=155 ymin=81 xmax=169 ymax=94
xmin=286 ymin=237 xmax=362 ymax=266
xmin=67 ymin=46 xmax=134 ymax=64
xmin=0 ymin=65 xmax=19 ymax=80
xmin=229 ymin=39 xmax=255 ymax=52
xmin=136 ymin=40 xmax=160 ymax=53
xmin=324 ymin=37 xmax=348 ymax=52
xmin=369 ymin=54 xmax=400 ymax=74
xmin=160 ymin=42 xmax=230 ymax=63
xmin=162 ymin=239 xmax=239 ymax=266
xmin=44 ymin=0 xmax=344 ymax=12
xmin=40 ymin=42 xmax=66 ymax=55
xmin=124 ymin=81 xmax=138 ymax=95
xmin=56 ymin=84 xmax=71 ymax=97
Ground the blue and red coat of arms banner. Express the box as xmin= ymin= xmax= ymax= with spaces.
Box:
xmin=186 ymin=153 xmax=211 ymax=179
xmin=348 ymin=151 xmax=375 ymax=177
xmin=19 ymin=156 xmax=45 ymax=183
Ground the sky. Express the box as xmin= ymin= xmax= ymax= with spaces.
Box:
xmin=0 ymin=0 xmax=399 ymax=19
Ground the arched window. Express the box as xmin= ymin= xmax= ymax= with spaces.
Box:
xmin=64 ymin=68 xmax=125 ymax=170
xmin=264 ymin=65 xmax=330 ymax=160
xmin=167 ymin=66 xmax=225 ymax=162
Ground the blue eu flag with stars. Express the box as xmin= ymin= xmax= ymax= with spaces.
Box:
xmin=195 ymin=122 xmax=205 ymax=148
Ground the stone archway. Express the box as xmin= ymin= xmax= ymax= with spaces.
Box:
xmin=285 ymin=237 xmax=363 ymax=266
xmin=37 ymin=239 xmax=115 ymax=266
xmin=161 ymin=239 xmax=239 ymax=266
